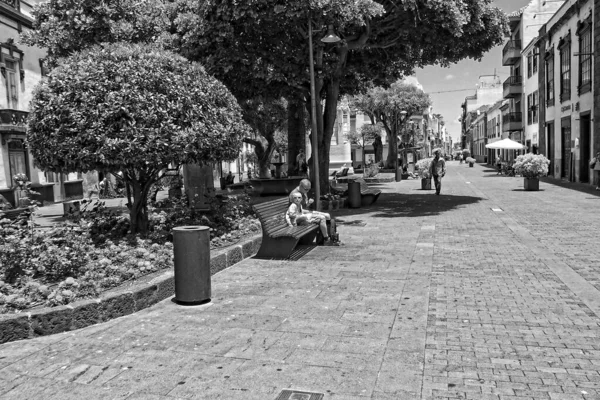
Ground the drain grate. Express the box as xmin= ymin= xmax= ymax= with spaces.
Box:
xmin=275 ymin=389 xmax=324 ymax=400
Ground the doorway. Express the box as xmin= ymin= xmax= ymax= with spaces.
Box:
xmin=579 ymin=113 xmax=591 ymax=183
xmin=547 ymin=122 xmax=554 ymax=176
xmin=561 ymin=118 xmax=571 ymax=179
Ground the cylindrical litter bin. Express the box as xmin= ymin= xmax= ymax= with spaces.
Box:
xmin=348 ymin=181 xmax=361 ymax=208
xmin=172 ymin=226 xmax=211 ymax=305
xmin=395 ymin=167 xmax=402 ymax=182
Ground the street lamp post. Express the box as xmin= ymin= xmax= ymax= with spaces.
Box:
xmin=308 ymin=22 xmax=340 ymax=211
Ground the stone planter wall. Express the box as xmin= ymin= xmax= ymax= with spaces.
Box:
xmin=0 ymin=235 xmax=262 ymax=344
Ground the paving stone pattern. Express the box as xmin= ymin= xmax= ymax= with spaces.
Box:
xmin=2 ymin=162 xmax=600 ymax=399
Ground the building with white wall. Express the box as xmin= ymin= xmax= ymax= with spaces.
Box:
xmin=538 ymin=0 xmax=594 ymax=182
xmin=0 ymin=0 xmax=84 ymax=206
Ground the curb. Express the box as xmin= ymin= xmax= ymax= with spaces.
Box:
xmin=0 ymin=235 xmax=262 ymax=345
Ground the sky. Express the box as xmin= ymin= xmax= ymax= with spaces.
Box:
xmin=413 ymin=0 xmax=532 ymax=142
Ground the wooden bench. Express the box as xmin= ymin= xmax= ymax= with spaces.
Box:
xmin=353 ymin=177 xmax=382 ymax=206
xmin=252 ymin=197 xmax=320 ymax=259
xmin=0 ymin=207 xmax=30 ymax=220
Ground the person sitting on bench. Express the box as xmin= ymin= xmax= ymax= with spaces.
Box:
xmin=225 ymin=171 xmax=235 ymax=185
xmin=289 ymin=178 xmax=340 ymax=244
xmin=286 ymin=192 xmax=336 ymax=246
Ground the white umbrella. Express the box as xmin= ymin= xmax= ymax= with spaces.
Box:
xmin=485 ymin=138 xmax=526 ymax=150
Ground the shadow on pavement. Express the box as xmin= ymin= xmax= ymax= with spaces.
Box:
xmin=511 ymin=188 xmax=546 ymax=192
xmin=540 ymin=176 xmax=600 ymax=197
xmin=332 ymin=191 xmax=483 ymax=219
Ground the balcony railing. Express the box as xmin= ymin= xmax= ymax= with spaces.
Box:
xmin=502 ymin=40 xmax=522 ymax=66
xmin=502 ymin=112 xmax=523 ymax=131
xmin=0 ymin=109 xmax=28 ymax=133
xmin=1 ymin=0 xmax=19 ymax=9
xmin=503 ymin=76 xmax=523 ymax=98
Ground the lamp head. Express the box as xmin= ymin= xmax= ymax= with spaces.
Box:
xmin=321 ymin=25 xmax=341 ymax=43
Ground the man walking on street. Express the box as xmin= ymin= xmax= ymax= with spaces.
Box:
xmin=430 ymin=148 xmax=446 ymax=195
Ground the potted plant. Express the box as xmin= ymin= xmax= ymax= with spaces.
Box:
xmin=513 ymin=153 xmax=550 ymax=191
xmin=416 ymin=158 xmax=433 ymax=190
xmin=466 ymin=157 xmax=476 ymax=167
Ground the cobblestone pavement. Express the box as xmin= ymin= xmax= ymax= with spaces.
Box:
xmin=2 ymin=162 xmax=600 ymax=400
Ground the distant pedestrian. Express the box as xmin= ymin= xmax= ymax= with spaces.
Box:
xmin=430 ymin=148 xmax=446 ymax=195
xmin=496 ymin=155 xmax=503 ymax=175
xmin=459 ymin=153 xmax=463 ymax=164
xmin=590 ymin=151 xmax=600 ymax=190
xmin=296 ymin=149 xmax=307 ymax=176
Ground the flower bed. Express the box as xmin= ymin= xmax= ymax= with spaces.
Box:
xmin=0 ymin=193 xmax=260 ymax=314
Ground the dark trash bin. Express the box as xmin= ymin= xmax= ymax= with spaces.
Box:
xmin=172 ymin=226 xmax=211 ymax=305
xmin=348 ymin=181 xmax=361 ymax=208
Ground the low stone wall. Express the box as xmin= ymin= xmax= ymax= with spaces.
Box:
xmin=0 ymin=235 xmax=262 ymax=344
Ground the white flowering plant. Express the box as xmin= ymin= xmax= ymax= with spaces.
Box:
xmin=513 ymin=153 xmax=550 ymax=179
xmin=416 ymin=158 xmax=433 ymax=179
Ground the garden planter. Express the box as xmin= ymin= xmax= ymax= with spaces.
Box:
xmin=421 ymin=178 xmax=432 ymax=190
xmin=523 ymin=177 xmax=539 ymax=191
xmin=331 ymin=200 xmax=339 ymax=210
xmin=250 ymin=177 xmax=303 ymax=196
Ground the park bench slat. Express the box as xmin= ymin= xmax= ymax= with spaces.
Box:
xmin=353 ymin=178 xmax=382 ymax=206
xmin=0 ymin=208 xmax=29 ymax=220
xmin=252 ymin=197 xmax=319 ymax=259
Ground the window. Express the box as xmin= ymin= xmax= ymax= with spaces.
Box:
xmin=3 ymin=59 xmax=19 ymax=109
xmin=527 ymin=53 xmax=533 ymax=78
xmin=532 ymin=90 xmax=538 ymax=124
xmin=559 ymin=36 xmax=571 ymax=102
xmin=578 ymin=26 xmax=592 ymax=93
xmin=527 ymin=94 xmax=533 ymax=125
xmin=546 ymin=51 xmax=554 ymax=106
xmin=533 ymin=50 xmax=538 ymax=74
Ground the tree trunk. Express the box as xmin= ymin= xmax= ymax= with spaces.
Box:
xmin=128 ymin=179 xmax=150 ymax=234
xmin=384 ymin=121 xmax=398 ymax=169
xmin=373 ymin=136 xmax=383 ymax=163
xmin=287 ymin=98 xmax=306 ymax=176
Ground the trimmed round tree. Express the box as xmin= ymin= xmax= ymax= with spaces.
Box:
xmin=27 ymin=43 xmax=249 ymax=234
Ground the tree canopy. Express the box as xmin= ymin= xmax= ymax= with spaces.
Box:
xmin=353 ymin=81 xmax=432 ymax=167
xmin=173 ymin=0 xmax=508 ymax=192
xmin=27 ymin=43 xmax=249 ymax=233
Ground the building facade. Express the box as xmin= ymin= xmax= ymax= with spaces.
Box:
xmin=0 ymin=0 xmax=83 ymax=206
xmin=539 ymin=0 xmax=594 ymax=182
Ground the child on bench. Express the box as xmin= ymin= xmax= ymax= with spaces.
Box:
xmin=286 ymin=192 xmax=336 ymax=246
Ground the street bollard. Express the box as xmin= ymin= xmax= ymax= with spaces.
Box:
xmin=172 ymin=226 xmax=211 ymax=305
xmin=348 ymin=181 xmax=361 ymax=208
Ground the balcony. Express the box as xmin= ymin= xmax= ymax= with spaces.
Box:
xmin=502 ymin=40 xmax=522 ymax=66
xmin=503 ymin=76 xmax=523 ymax=98
xmin=1 ymin=0 xmax=20 ymax=9
xmin=0 ymin=109 xmax=28 ymax=134
xmin=502 ymin=112 xmax=523 ymax=131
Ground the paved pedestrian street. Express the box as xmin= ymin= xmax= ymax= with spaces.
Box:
xmin=2 ymin=161 xmax=600 ymax=400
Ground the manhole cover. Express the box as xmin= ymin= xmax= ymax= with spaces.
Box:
xmin=276 ymin=389 xmax=324 ymax=400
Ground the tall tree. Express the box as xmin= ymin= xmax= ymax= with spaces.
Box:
xmin=174 ymin=0 xmax=508 ymax=196
xmin=346 ymin=123 xmax=382 ymax=167
xmin=241 ymin=97 xmax=288 ymax=178
xmin=27 ymin=43 xmax=249 ymax=234
xmin=354 ymin=81 xmax=432 ymax=168
xmin=20 ymin=0 xmax=174 ymax=68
